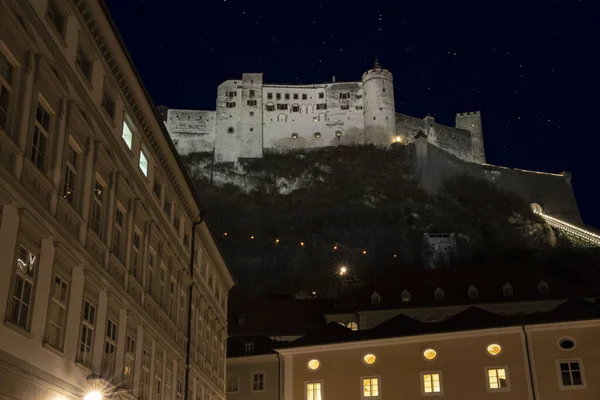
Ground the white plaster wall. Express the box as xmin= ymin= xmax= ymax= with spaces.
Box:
xmin=239 ymin=73 xmax=264 ymax=158
xmin=214 ymin=80 xmax=242 ymax=162
xmin=166 ymin=109 xmax=216 ymax=155
xmin=362 ymin=69 xmax=396 ymax=145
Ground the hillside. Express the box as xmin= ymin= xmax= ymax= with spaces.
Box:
xmin=181 ymin=145 xmax=561 ymax=295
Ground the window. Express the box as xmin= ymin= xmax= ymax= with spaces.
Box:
xmin=266 ymin=103 xmax=275 ymax=112
xmin=319 ymin=92 xmax=324 ymax=99
xmin=559 ymin=337 xmax=576 ymax=350
xmin=538 ymin=280 xmax=549 ymax=294
xmin=247 ymin=99 xmax=257 ymax=106
xmin=131 ymin=231 xmax=141 ymax=281
xmin=46 ymin=1 xmax=65 ymax=35
xmin=226 ymin=374 xmax=239 ymax=393
xmin=178 ymin=291 xmax=186 ymax=331
xmin=363 ymin=354 xmax=377 ymax=365
xmin=306 ymin=382 xmax=322 ymax=400
xmin=285 ymin=93 xmax=290 ymax=100
xmin=423 ymin=348 xmax=437 ymax=361
xmin=468 ymin=285 xmax=478 ymax=299
xmin=316 ymin=103 xmax=327 ymax=110
xmin=341 ymin=105 xmax=349 ymax=110
xmin=147 ymin=252 xmax=156 ymax=298
xmin=362 ymin=377 xmax=380 ymax=398
xmin=139 ymin=149 xmax=149 ymax=176
xmin=226 ymin=91 xmax=236 ymax=97
xmin=158 ymin=265 xmax=167 ymax=307
xmin=153 ymin=177 xmax=162 ymax=200
xmin=292 ymin=104 xmax=300 ymax=113
xmin=356 ymin=94 xmax=363 ymax=99
xmin=251 ymin=372 xmax=264 ymax=392
xmin=91 ymin=179 xmax=105 ymax=236
xmin=486 ymin=367 xmax=509 ymax=391
xmin=434 ymin=287 xmax=445 ymax=301
xmin=113 ymin=207 xmax=125 ymax=261
xmin=77 ymin=300 xmax=96 ymax=367
xmin=422 ymin=372 xmax=442 ymax=395
xmin=307 ymin=359 xmax=320 ymax=371
xmin=9 ymin=245 xmax=37 ymax=330
xmin=45 ymin=274 xmax=69 ymax=349
xmin=122 ymin=120 xmax=133 ymax=149
xmin=102 ymin=319 xmax=118 ymax=378
xmin=558 ymin=360 xmax=585 ymax=388
xmin=30 ymin=100 xmax=51 ymax=171
xmin=267 ymin=92 xmax=273 ymax=100
xmin=293 ymin=93 xmax=299 ymax=100
xmin=249 ymin=89 xmax=255 ymax=97
xmin=0 ymin=52 xmax=14 ymax=131
xmin=401 ymin=289 xmax=411 ymax=302
xmin=356 ymin=106 xmax=363 ymax=110
xmin=250 ymin=127 xmax=254 ymax=132
xmin=503 ymin=283 xmax=513 ymax=296
xmin=227 ymin=127 xmax=234 ymax=133
xmin=153 ymin=358 xmax=163 ymax=400
xmin=249 ymin=111 xmax=254 ymax=116
xmin=302 ymin=93 xmax=307 ymax=100
xmin=347 ymin=322 xmax=358 ymax=331
xmin=314 ymin=132 xmax=321 ymax=139
xmin=277 ymin=104 xmax=288 ymax=110
xmin=101 ymin=89 xmax=115 ymax=119
xmin=163 ymin=199 xmax=172 ymax=218
xmin=165 ymin=368 xmax=173 ymax=400
xmin=123 ymin=335 xmax=136 ymax=389
xmin=486 ymin=343 xmax=502 ymax=356
xmin=291 ymin=133 xmax=298 ymax=140
xmin=276 ymin=93 xmax=281 ymax=100
xmin=62 ymin=143 xmax=78 ymax=205
xmin=75 ymin=45 xmax=92 ymax=81
xmin=245 ymin=342 xmax=255 ymax=355
xmin=226 ymin=102 xmax=236 ymax=108
xmin=141 ymin=349 xmax=151 ymax=399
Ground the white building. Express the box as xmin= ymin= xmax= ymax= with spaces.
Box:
xmin=0 ymin=1 xmax=233 ymax=400
xmin=164 ymin=60 xmax=486 ymax=165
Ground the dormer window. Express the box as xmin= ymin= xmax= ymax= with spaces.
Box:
xmin=434 ymin=287 xmax=445 ymax=301
xmin=370 ymin=291 xmax=381 ymax=305
xmin=468 ymin=285 xmax=479 ymax=299
xmin=502 ymin=283 xmax=513 ymax=296
xmin=538 ymin=280 xmax=549 ymax=294
xmin=244 ymin=342 xmax=255 ymax=355
xmin=237 ymin=315 xmax=246 ymax=326
xmin=401 ymin=289 xmax=411 ymax=303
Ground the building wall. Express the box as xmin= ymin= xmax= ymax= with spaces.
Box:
xmin=0 ymin=1 xmax=233 ymax=400
xmin=165 ymin=109 xmax=216 ymax=155
xmin=239 ymin=73 xmax=263 ymax=159
xmin=362 ymin=68 xmax=396 ymax=145
xmin=456 ymin=112 xmax=485 ymax=164
xmin=226 ymin=355 xmax=280 ymax=400
xmin=214 ymin=80 xmax=242 ymax=162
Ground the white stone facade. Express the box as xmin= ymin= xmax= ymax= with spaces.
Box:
xmin=0 ymin=1 xmax=233 ymax=400
xmin=165 ymin=62 xmax=486 ymax=165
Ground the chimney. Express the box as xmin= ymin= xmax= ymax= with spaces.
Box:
xmin=332 ymin=76 xmax=336 ymax=83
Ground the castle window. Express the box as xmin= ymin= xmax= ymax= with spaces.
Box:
xmin=226 ymin=102 xmax=236 ymax=108
xmin=316 ymin=103 xmax=327 ymax=110
xmin=249 ymin=89 xmax=255 ymax=98
xmin=401 ymin=289 xmax=411 ymax=302
xmin=247 ymin=100 xmax=257 ymax=106
xmin=267 ymin=93 xmax=273 ymax=100
xmin=292 ymin=105 xmax=300 ymax=113
xmin=250 ymin=128 xmax=254 ymax=132
xmin=383 ymin=87 xmax=386 ymax=92
xmin=227 ymin=127 xmax=234 ymax=133
xmin=319 ymin=92 xmax=324 ymax=99
xmin=302 ymin=94 xmax=307 ymax=100
xmin=285 ymin=93 xmax=290 ymax=100
xmin=291 ymin=133 xmax=298 ymax=140
xmin=314 ymin=132 xmax=321 ymax=139
xmin=276 ymin=93 xmax=281 ymax=100
xmin=292 ymin=93 xmax=298 ymax=100
xmin=335 ymin=131 xmax=342 ymax=138
xmin=341 ymin=105 xmax=349 ymax=110
xmin=503 ymin=283 xmax=513 ymax=296
xmin=356 ymin=106 xmax=363 ymax=110
xmin=249 ymin=111 xmax=254 ymax=116
xmin=266 ymin=103 xmax=275 ymax=112
xmin=356 ymin=94 xmax=363 ymax=99
xmin=277 ymin=104 xmax=288 ymax=110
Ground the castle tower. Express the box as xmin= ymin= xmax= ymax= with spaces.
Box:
xmin=362 ymin=58 xmax=396 ymax=145
xmin=456 ymin=111 xmax=486 ymax=164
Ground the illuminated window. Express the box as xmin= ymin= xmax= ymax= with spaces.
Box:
xmin=226 ymin=374 xmax=239 ymax=393
xmin=423 ymin=348 xmax=437 ymax=361
xmin=0 ymin=51 xmax=14 ymax=132
xmin=306 ymin=381 xmax=322 ymax=400
xmin=9 ymin=245 xmax=37 ymax=331
xmin=307 ymin=359 xmax=320 ymax=371
xmin=335 ymin=130 xmax=342 ymax=138
xmin=251 ymin=372 xmax=265 ymax=392
xmin=362 ymin=376 xmax=380 ymax=398
xmin=122 ymin=120 xmax=133 ymax=149
xmin=314 ymin=132 xmax=321 ymax=138
xmin=292 ymin=133 xmax=298 ymax=140
xmin=102 ymin=319 xmax=118 ymax=378
xmin=123 ymin=335 xmax=136 ymax=389
xmin=45 ymin=274 xmax=69 ymax=349
xmin=486 ymin=367 xmax=509 ymax=391
xmin=422 ymin=372 xmax=442 ymax=395
xmin=401 ymin=289 xmax=411 ymax=302
xmin=558 ymin=360 xmax=585 ymax=388
xmin=139 ymin=148 xmax=149 ymax=176
xmin=30 ymin=100 xmax=52 ymax=171
xmin=487 ymin=343 xmax=502 ymax=356
xmin=348 ymin=322 xmax=358 ymax=331
xmin=77 ymin=299 xmax=96 ymax=367
xmin=363 ymin=354 xmax=377 ymax=365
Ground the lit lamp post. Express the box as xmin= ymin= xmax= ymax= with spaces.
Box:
xmin=339 ymin=266 xmax=347 ymax=276
xmin=84 ymin=391 xmax=102 ymax=400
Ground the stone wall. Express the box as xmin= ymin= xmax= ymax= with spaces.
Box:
xmin=165 ymin=109 xmax=216 ymax=155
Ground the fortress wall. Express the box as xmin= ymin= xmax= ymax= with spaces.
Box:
xmin=430 ymin=123 xmax=473 ymax=162
xmin=419 ymin=144 xmax=582 ymax=224
xmin=396 ymin=113 xmax=425 ymax=143
xmin=166 ymin=109 xmax=216 ymax=155
xmin=215 ymin=80 xmax=242 ymax=162
xmin=262 ymin=82 xmax=364 ymax=152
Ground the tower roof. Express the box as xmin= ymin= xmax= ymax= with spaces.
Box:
xmin=373 ymin=58 xmax=381 ymax=70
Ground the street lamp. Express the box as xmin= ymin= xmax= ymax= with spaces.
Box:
xmin=339 ymin=266 xmax=347 ymax=276
xmin=84 ymin=392 xmax=102 ymax=400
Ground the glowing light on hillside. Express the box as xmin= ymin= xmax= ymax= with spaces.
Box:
xmin=223 ymin=232 xmax=228 ymax=237
xmin=275 ymin=238 xmax=280 ymax=244
xmin=395 ymin=136 xmax=402 ymax=143
xmin=300 ymin=241 xmax=305 ymax=247
xmin=250 ymin=235 xmax=255 ymax=240
xmin=339 ymin=266 xmax=347 ymax=275
xmin=362 ymin=250 xmax=367 ymax=255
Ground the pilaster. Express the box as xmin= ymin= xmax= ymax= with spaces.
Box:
xmin=91 ymin=289 xmax=108 ymax=375
xmin=0 ymin=204 xmax=21 ymax=321
xmin=30 ymin=237 xmax=56 ymax=339
xmin=64 ymin=265 xmax=85 ymax=361
xmin=133 ymin=324 xmax=144 ymax=397
xmin=79 ymin=139 xmax=96 ymax=245
xmin=49 ymin=98 xmax=68 ymax=215
xmin=114 ymin=307 xmax=128 ymax=386
xmin=104 ymin=171 xmax=119 ymax=267
xmin=14 ymin=51 xmax=37 ymax=180
xmin=149 ymin=338 xmax=156 ymax=397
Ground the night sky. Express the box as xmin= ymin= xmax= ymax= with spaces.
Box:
xmin=106 ymin=0 xmax=599 ymax=228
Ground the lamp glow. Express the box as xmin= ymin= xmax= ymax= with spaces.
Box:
xmin=84 ymin=392 xmax=102 ymax=400
xmin=339 ymin=266 xmax=347 ymax=275
xmin=395 ymin=136 xmax=402 ymax=142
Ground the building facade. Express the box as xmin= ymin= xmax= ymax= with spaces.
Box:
xmin=163 ymin=62 xmax=485 ymax=165
xmin=0 ymin=1 xmax=234 ymax=400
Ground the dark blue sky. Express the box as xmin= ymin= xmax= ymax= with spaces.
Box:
xmin=106 ymin=0 xmax=599 ymax=228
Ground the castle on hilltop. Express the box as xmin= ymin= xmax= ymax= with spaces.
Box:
xmin=161 ymin=60 xmax=486 ymax=164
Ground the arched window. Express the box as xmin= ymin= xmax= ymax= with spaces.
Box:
xmin=401 ymin=289 xmax=411 ymax=303
xmin=370 ymin=291 xmax=381 ymax=305
xmin=468 ymin=285 xmax=478 ymax=299
xmin=538 ymin=280 xmax=549 ymax=294
xmin=227 ymin=127 xmax=234 ymax=133
xmin=502 ymin=283 xmax=513 ymax=296
xmin=434 ymin=287 xmax=445 ymax=301
xmin=347 ymin=322 xmax=358 ymax=331
xmin=277 ymin=114 xmax=287 ymax=122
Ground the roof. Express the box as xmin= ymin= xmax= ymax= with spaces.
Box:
xmin=280 ymin=299 xmax=600 ymax=349
xmin=227 ymin=335 xmax=278 ymax=358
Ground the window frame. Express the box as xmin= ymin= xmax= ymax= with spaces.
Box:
xmin=102 ymin=317 xmax=118 ymax=378
xmin=44 ymin=270 xmax=70 ymax=350
xmin=122 ymin=118 xmax=134 ymax=150
xmin=485 ymin=366 xmax=510 ymax=392
xmin=0 ymin=48 xmax=18 ymax=136
xmin=123 ymin=333 xmax=136 ymax=389
xmin=62 ymin=138 xmax=82 ymax=207
xmin=8 ymin=243 xmax=39 ymax=331
xmin=556 ymin=359 xmax=586 ymax=390
xmin=361 ymin=376 xmax=381 ymax=399
xmin=251 ymin=371 xmax=266 ymax=392
xmin=421 ymin=371 xmax=443 ymax=396
xmin=131 ymin=228 xmax=142 ymax=282
xmin=305 ymin=380 xmax=323 ymax=400
xmin=90 ymin=174 xmax=107 ymax=237
xmin=226 ymin=374 xmax=240 ymax=394
xmin=77 ymin=298 xmax=97 ymax=367
xmin=139 ymin=147 xmax=149 ymax=177
xmin=30 ymin=96 xmax=54 ymax=172
xmin=112 ymin=203 xmax=126 ymax=261
xmin=141 ymin=348 xmax=152 ymax=399
xmin=153 ymin=356 xmax=163 ymax=400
